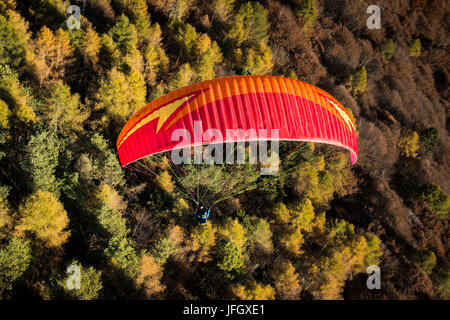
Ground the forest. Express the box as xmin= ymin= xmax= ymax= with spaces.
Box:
xmin=0 ymin=0 xmax=448 ymax=300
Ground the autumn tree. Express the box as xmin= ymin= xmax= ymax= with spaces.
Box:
xmin=231 ymin=280 xmax=275 ymax=300
xmin=0 ymin=65 xmax=35 ymax=123
xmin=187 ymin=222 xmax=216 ymax=263
xmin=0 ymin=10 xmax=34 ymax=75
xmin=37 ymin=80 xmax=87 ymax=137
xmin=15 ymin=191 xmax=70 ymax=247
xmin=270 ymin=260 xmax=300 ymax=299
xmin=409 ymin=38 xmax=421 ymax=58
xmin=34 ymin=27 xmax=74 ymax=86
xmin=136 ymin=254 xmax=165 ymax=298
xmin=94 ymin=68 xmax=146 ymax=128
xmin=398 ymin=130 xmax=420 ymax=157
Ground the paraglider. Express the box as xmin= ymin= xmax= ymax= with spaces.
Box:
xmin=117 ymin=75 xmax=358 ymax=223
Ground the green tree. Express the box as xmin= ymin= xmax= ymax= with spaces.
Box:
xmin=57 ymin=260 xmax=102 ymax=300
xmin=297 ymin=0 xmax=317 ymax=28
xmin=379 ymin=39 xmax=395 ymax=61
xmin=0 ymin=237 xmax=31 ymax=293
xmin=418 ymin=184 xmax=450 ymax=218
xmin=15 ymin=190 xmax=70 ymax=247
xmin=21 ymin=129 xmax=62 ymax=196
xmin=104 ymin=236 xmax=140 ymax=278
xmin=217 ymin=240 xmax=245 ymax=280
xmin=419 ymin=127 xmax=438 ymax=154
xmin=345 ymin=66 xmax=367 ymax=96
xmin=412 ymin=250 xmax=436 ymax=275
xmin=76 ymin=133 xmax=125 ymax=189
xmin=151 ymin=236 xmax=177 ymax=264
xmin=95 ymin=68 xmax=146 ymax=128
xmin=108 ymin=14 xmax=138 ymax=54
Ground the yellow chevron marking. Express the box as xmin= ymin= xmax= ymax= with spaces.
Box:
xmin=321 ymin=95 xmax=356 ymax=132
xmin=117 ymin=94 xmax=195 ymax=149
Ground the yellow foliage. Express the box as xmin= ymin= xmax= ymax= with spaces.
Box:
xmin=93 ymin=184 xmax=126 ymax=212
xmin=218 ymin=217 xmax=247 ymax=250
xmin=156 ymin=170 xmax=175 ymax=192
xmin=188 ymin=222 xmax=216 ymax=262
xmin=15 ymin=190 xmax=70 ymax=247
xmin=232 ymin=281 xmax=275 ymax=300
xmin=0 ymin=99 xmax=10 ymax=128
xmin=270 ymin=260 xmax=300 ymax=299
xmin=398 ymin=130 xmax=420 ymax=157
xmin=136 ymin=254 xmax=165 ymax=298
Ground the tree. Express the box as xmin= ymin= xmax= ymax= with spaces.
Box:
xmin=231 ymin=280 xmax=275 ymax=300
xmin=34 ymin=27 xmax=74 ymax=86
xmin=136 ymin=254 xmax=165 ymax=298
xmin=0 ymin=237 xmax=31 ymax=293
xmin=224 ymin=1 xmax=273 ymax=75
xmin=346 ymin=66 xmax=367 ymax=96
xmin=76 ymin=133 xmax=125 ymax=189
xmin=270 ymin=260 xmax=300 ymax=299
xmin=0 ymin=185 xmax=12 ymax=239
xmin=418 ymin=184 xmax=450 ymax=218
xmin=0 ymin=10 xmax=34 ymax=75
xmin=151 ymin=236 xmax=177 ymax=264
xmin=79 ymin=27 xmax=101 ymax=68
xmin=21 ymin=129 xmax=62 ymax=197
xmin=419 ymin=127 xmax=438 ymax=154
xmin=211 ymin=0 xmax=236 ymax=23
xmin=0 ymin=65 xmax=35 ymax=123
xmin=412 ymin=250 xmax=436 ymax=275
xmin=378 ymin=39 xmax=395 ymax=61
xmin=297 ymin=0 xmax=317 ymax=28
xmin=108 ymin=14 xmax=138 ymax=54
xmin=94 ymin=68 xmax=146 ymax=128
xmin=188 ymin=222 xmax=216 ymax=262
xmin=398 ymin=130 xmax=420 ymax=157
xmin=15 ymin=191 xmax=70 ymax=247
xmin=166 ymin=63 xmax=195 ymax=91
xmin=217 ymin=240 xmax=245 ymax=280
xmin=409 ymin=38 xmax=421 ymax=58
xmin=152 ymin=0 xmax=190 ymax=19
xmin=57 ymin=260 xmax=102 ymax=300
xmin=37 ymin=80 xmax=87 ymax=137
xmin=104 ymin=236 xmax=139 ymax=278
xmin=218 ymin=217 xmax=247 ymax=250
xmin=248 ymin=218 xmax=273 ymax=253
